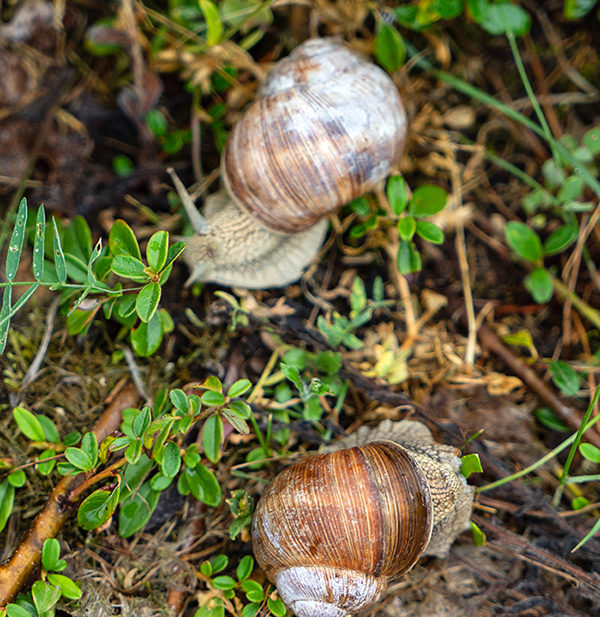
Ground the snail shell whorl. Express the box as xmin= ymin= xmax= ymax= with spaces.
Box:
xmin=252 ymin=441 xmax=433 ymax=617
xmin=223 ymin=38 xmax=408 ymax=234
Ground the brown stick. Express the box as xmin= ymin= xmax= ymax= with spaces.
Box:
xmin=0 ymin=383 xmax=139 ymax=606
xmin=476 ymin=323 xmax=600 ymax=449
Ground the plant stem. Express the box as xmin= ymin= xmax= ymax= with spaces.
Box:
xmin=478 ymin=396 xmax=600 ymax=493
xmin=553 ymin=387 xmax=600 ymax=505
xmin=506 ymin=32 xmax=562 ymax=172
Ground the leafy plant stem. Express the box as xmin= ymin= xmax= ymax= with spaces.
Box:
xmin=506 ymin=32 xmax=562 ymax=173
xmin=68 ymin=457 xmax=127 ymax=503
xmin=404 ymin=42 xmax=600 ymax=199
xmin=553 ymin=387 xmax=600 ymax=506
xmin=478 ymin=401 xmax=600 ymax=493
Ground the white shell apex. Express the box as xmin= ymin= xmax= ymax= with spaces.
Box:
xmin=275 ymin=566 xmax=384 ymax=617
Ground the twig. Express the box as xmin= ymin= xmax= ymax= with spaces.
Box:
xmin=475 ymin=323 xmax=600 ymax=449
xmin=0 ymin=383 xmax=139 ymax=606
xmin=473 ymin=514 xmax=600 ymax=594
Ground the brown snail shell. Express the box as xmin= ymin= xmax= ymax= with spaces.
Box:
xmin=176 ymin=38 xmax=408 ymax=288
xmin=252 ymin=440 xmax=433 ymax=617
xmin=222 ymin=38 xmax=408 ymax=234
xmin=251 ymin=421 xmax=474 ymax=617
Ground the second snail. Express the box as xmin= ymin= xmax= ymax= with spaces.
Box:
xmin=252 ymin=420 xmax=474 ymax=617
xmin=172 ymin=37 xmax=408 ymax=289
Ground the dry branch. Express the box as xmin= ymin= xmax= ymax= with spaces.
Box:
xmin=0 ymin=383 xmax=139 ymax=606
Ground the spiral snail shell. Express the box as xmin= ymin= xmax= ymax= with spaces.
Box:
xmin=251 ymin=420 xmax=474 ymax=617
xmin=174 ymin=38 xmax=408 ymax=288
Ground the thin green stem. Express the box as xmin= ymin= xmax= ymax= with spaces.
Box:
xmin=404 ymin=42 xmax=600 ymax=200
xmin=506 ymin=32 xmax=562 ymax=173
xmin=553 ymin=387 xmax=600 ymax=505
xmin=478 ymin=396 xmax=600 ymax=493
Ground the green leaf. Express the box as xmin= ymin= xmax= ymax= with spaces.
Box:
xmin=228 ymin=379 xmax=251 ymax=398
xmin=572 ymin=496 xmax=590 ymax=510
xmin=212 ymin=575 xmax=236 ymax=590
xmin=549 ymin=360 xmax=580 ymax=396
xmin=416 ymin=220 xmax=444 ymax=244
xmin=136 ymin=283 xmax=161 ymax=323
xmin=113 ymin=154 xmax=135 ymax=176
xmin=460 ymin=453 xmax=483 ymax=479
xmin=170 ymin=388 xmax=190 ymax=414
xmin=471 ymin=520 xmax=486 ymax=546
xmin=374 ymin=23 xmax=405 ymax=72
xmin=161 ymin=442 xmax=182 ymax=478
xmin=13 ymin=407 xmax=45 ymax=441
xmin=202 ymin=414 xmax=224 ymax=464
xmin=131 ymin=311 xmax=163 ymax=356
xmin=0 ymin=479 xmax=16 ymax=533
xmin=505 ymin=221 xmax=542 ymax=262
xmin=280 ymin=363 xmax=304 ymax=391
xmin=212 ymin=554 xmax=228 ymax=573
xmin=246 ymin=589 xmax=265 ymax=603
xmin=111 ymin=255 xmax=148 ymax=281
xmin=5 ymin=198 xmax=28 ymax=281
xmin=199 ymin=0 xmax=223 ymax=46
xmin=42 ymin=538 xmax=61 ymax=571
xmin=52 ymin=217 xmax=67 ymax=283
xmin=38 ymin=448 xmax=57 ymax=475
xmin=6 ymin=604 xmax=33 ymax=617
xmin=228 ymin=399 xmax=252 ymax=419
xmin=543 ymin=224 xmax=578 ymax=256
xmin=163 ymin=240 xmax=187 ymax=272
xmin=534 ymin=407 xmax=569 ymax=431
xmin=46 ymin=573 xmax=82 ymax=600
xmin=221 ymin=409 xmax=249 ymax=434
xmin=146 ymin=109 xmax=168 ymax=137
xmin=583 ymin=126 xmax=600 ymax=154
xmin=146 ymin=230 xmax=169 ymax=272
xmin=8 ymin=469 xmax=25 ymax=487
xmin=109 ymin=219 xmax=142 ymax=259
xmin=32 ymin=580 xmax=61 ymax=614
xmin=572 ymin=516 xmax=600 ymax=552
xmin=37 ymin=415 xmax=60 ymax=443
xmin=65 ymin=447 xmax=93 ymax=471
xmin=557 ymin=175 xmax=584 ymax=202
xmin=387 ymin=175 xmax=408 ymax=215
xmin=187 ymin=464 xmax=222 ymax=506
xmin=240 ymin=603 xmax=260 ymax=617
xmin=396 ymin=240 xmax=422 ymax=274
xmin=409 ymin=185 xmax=447 ymax=217
xmin=236 ymin=555 xmax=254 ymax=581
xmin=564 ymin=0 xmax=599 ymax=20
xmin=118 ymin=481 xmax=161 ymax=537
xmin=433 ymin=0 xmax=463 ymax=18
xmin=0 ymin=285 xmax=12 ymax=353
xmin=132 ymin=407 xmax=151 ymax=437
xmin=579 ymin=442 xmax=600 ymax=463
xmin=201 ymin=390 xmax=226 ymax=406
xmin=397 ymin=216 xmax=416 ymax=241
xmin=81 ymin=432 xmax=99 ymax=468
xmin=268 ymin=596 xmax=287 ymax=617
xmin=524 ymin=267 xmax=553 ymax=303
xmin=33 ymin=205 xmax=46 ymax=281
xmin=477 ymin=2 xmax=531 ymax=36
xmin=78 ymin=486 xmax=120 ymax=530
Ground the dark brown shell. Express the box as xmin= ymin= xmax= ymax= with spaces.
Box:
xmin=252 ymin=440 xmax=433 ymax=584
xmin=222 ymin=38 xmax=408 ymax=234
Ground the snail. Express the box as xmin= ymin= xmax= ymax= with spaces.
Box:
xmin=251 ymin=420 xmax=474 ymax=617
xmin=171 ymin=37 xmax=408 ymax=288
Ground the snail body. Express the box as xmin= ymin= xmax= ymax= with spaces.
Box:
xmin=176 ymin=38 xmax=408 ymax=288
xmin=252 ymin=420 xmax=474 ymax=617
